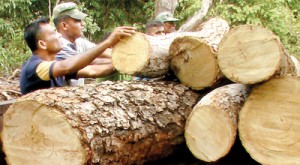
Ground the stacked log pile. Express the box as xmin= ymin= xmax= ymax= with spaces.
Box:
xmin=111 ymin=22 xmax=300 ymax=165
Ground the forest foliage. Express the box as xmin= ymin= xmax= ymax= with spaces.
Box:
xmin=0 ymin=0 xmax=299 ymax=76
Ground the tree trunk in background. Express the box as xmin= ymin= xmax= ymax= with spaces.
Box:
xmin=185 ymin=84 xmax=250 ymax=162
xmin=154 ymin=0 xmax=178 ymax=17
xmin=178 ymin=0 xmax=213 ymax=32
xmin=217 ymin=25 xmax=297 ymax=84
xmin=169 ymin=18 xmax=229 ymax=90
xmin=2 ymin=81 xmax=200 ymax=165
xmin=112 ymin=18 xmax=229 ymax=79
xmin=239 ymin=76 xmax=300 ymax=165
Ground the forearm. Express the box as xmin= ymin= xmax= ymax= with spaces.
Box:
xmin=91 ymin=57 xmax=112 ymax=65
xmin=76 ymin=64 xmax=116 ymax=78
xmin=53 ymin=40 xmax=112 ymax=77
xmin=99 ymin=48 xmax=112 ymax=58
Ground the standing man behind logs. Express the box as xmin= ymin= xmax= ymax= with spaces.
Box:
xmin=145 ymin=20 xmax=165 ymax=36
xmin=156 ymin=11 xmax=180 ymax=34
xmin=20 ymin=17 xmax=135 ymax=95
xmin=53 ymin=2 xmax=132 ymax=85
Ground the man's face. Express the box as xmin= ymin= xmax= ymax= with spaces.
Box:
xmin=164 ymin=21 xmax=176 ymax=34
xmin=147 ymin=26 xmax=165 ymax=36
xmin=38 ymin=24 xmax=63 ymax=54
xmin=62 ymin=17 xmax=85 ymax=40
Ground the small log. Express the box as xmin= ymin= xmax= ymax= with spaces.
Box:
xmin=185 ymin=84 xmax=250 ymax=162
xmin=2 ymin=81 xmax=199 ymax=165
xmin=169 ymin=18 xmax=229 ymax=90
xmin=112 ymin=32 xmax=172 ymax=78
xmin=217 ymin=25 xmax=297 ymax=84
xmin=239 ymin=76 xmax=300 ymax=165
xmin=112 ymin=18 xmax=229 ymax=79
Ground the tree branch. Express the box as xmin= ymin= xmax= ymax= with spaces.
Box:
xmin=178 ymin=0 xmax=213 ymax=32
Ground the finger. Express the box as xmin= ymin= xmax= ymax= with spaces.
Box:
xmin=120 ymin=29 xmax=136 ymax=35
xmin=120 ymin=26 xmax=136 ymax=30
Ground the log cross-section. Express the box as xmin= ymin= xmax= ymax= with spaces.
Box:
xmin=239 ymin=76 xmax=300 ymax=165
xmin=217 ymin=25 xmax=296 ymax=84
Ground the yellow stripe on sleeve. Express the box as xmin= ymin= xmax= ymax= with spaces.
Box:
xmin=36 ymin=61 xmax=54 ymax=81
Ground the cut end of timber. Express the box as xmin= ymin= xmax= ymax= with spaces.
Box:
xmin=218 ymin=25 xmax=283 ymax=84
xmin=112 ymin=32 xmax=150 ymax=75
xmin=2 ymin=101 xmax=86 ymax=165
xmin=170 ymin=36 xmax=219 ymax=90
xmin=185 ymin=105 xmax=237 ymax=162
xmin=239 ymin=76 xmax=300 ymax=165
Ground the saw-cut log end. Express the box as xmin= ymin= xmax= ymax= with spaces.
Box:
xmin=2 ymin=101 xmax=87 ymax=165
xmin=170 ymin=36 xmax=219 ymax=90
xmin=218 ymin=25 xmax=293 ymax=84
xmin=239 ymin=76 xmax=300 ymax=165
xmin=112 ymin=32 xmax=150 ymax=75
xmin=185 ymin=105 xmax=237 ymax=162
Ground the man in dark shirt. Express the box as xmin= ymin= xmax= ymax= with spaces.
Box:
xmin=20 ymin=17 xmax=135 ymax=95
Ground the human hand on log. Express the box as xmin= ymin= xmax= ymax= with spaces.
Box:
xmin=107 ymin=26 xmax=136 ymax=46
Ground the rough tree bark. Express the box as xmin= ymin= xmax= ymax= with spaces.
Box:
xmin=217 ymin=25 xmax=297 ymax=84
xmin=239 ymin=76 xmax=300 ymax=165
xmin=185 ymin=84 xmax=250 ymax=162
xmin=112 ymin=18 xmax=229 ymax=79
xmin=169 ymin=18 xmax=229 ymax=90
xmin=178 ymin=0 xmax=214 ymax=32
xmin=2 ymin=81 xmax=200 ymax=165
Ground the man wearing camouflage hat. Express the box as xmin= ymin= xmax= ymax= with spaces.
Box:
xmin=156 ymin=11 xmax=180 ymax=34
xmin=52 ymin=2 xmax=132 ymax=86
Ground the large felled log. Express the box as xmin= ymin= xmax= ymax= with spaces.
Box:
xmin=169 ymin=18 xmax=229 ymax=90
xmin=112 ymin=18 xmax=229 ymax=78
xmin=185 ymin=84 xmax=250 ymax=162
xmin=239 ymin=76 xmax=300 ymax=165
xmin=217 ymin=25 xmax=297 ymax=84
xmin=2 ymin=81 xmax=199 ymax=165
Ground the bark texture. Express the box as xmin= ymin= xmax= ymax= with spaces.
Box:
xmin=169 ymin=18 xmax=230 ymax=90
xmin=218 ymin=25 xmax=297 ymax=84
xmin=185 ymin=84 xmax=250 ymax=162
xmin=239 ymin=76 xmax=300 ymax=165
xmin=2 ymin=81 xmax=199 ymax=165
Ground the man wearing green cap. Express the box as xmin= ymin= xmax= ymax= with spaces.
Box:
xmin=52 ymin=2 xmax=132 ymax=86
xmin=156 ymin=11 xmax=180 ymax=34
